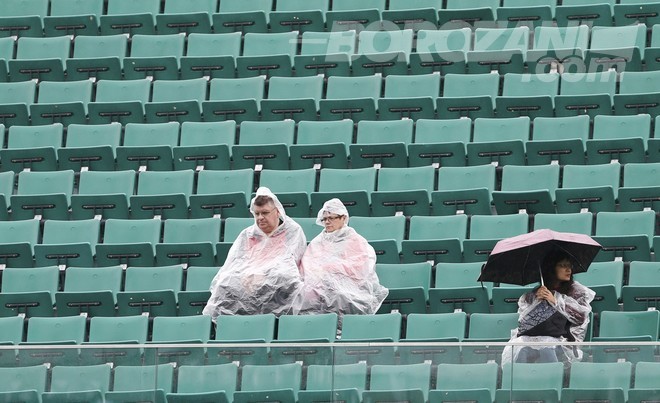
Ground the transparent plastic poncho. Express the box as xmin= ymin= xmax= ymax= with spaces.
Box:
xmin=502 ymin=280 xmax=595 ymax=364
xmin=294 ymin=199 xmax=388 ymax=316
xmin=203 ymin=188 xmax=306 ymax=318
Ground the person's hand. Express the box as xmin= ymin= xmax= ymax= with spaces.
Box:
xmin=536 ymin=286 xmax=556 ymax=305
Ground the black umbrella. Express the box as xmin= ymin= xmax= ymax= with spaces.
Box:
xmin=477 ymin=229 xmax=602 ymax=286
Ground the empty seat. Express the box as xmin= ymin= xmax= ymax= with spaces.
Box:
xmin=233 ymin=120 xmax=294 ymax=170
xmin=0 ymin=0 xmax=48 ymax=39
xmin=9 ymin=36 xmax=69 ymax=82
xmin=259 ymin=168 xmax=316 ymax=217
xmin=410 ymin=28 xmax=470 ymax=75
xmin=533 ymin=212 xmax=593 ymax=235
xmin=312 ymin=167 xmax=376 ymax=217
xmin=434 ymin=363 xmax=498 ymax=403
xmin=43 ymin=0 xmax=103 ymax=37
xmin=408 ymin=118 xmax=470 ymax=168
xmin=0 ymin=266 xmax=58 ymax=317
xmin=351 ymin=120 xmax=413 ymax=169
xmin=527 ymin=115 xmax=590 ymax=166
xmin=320 ymin=75 xmax=381 ymax=122
xmin=586 ymin=114 xmax=651 ymax=164
xmin=116 ymin=122 xmax=180 ymax=171
xmin=438 ymin=73 xmax=499 ymax=119
xmin=382 ymin=0 xmax=441 ymax=30
xmin=190 ymin=168 xmax=253 ymax=219
xmin=289 ymin=120 xmax=352 ymax=170
xmin=117 ymin=265 xmax=184 ymax=317
xmin=399 ymin=312 xmax=465 ymax=364
xmin=467 ymin=116 xmax=530 ymax=167
xmin=496 ymin=72 xmax=559 ymax=119
xmin=173 ymin=121 xmax=234 ymax=171
xmin=0 ymin=81 xmax=36 ymax=127
xmin=585 ymin=25 xmax=646 ymax=72
xmin=19 ymin=316 xmax=86 ymax=366
xmin=106 ymin=364 xmax=175 ymax=403
xmin=376 ymin=262 xmax=432 ymax=314
xmin=66 ymin=34 xmax=128 ymax=81
xmin=430 ymin=262 xmax=491 ymax=314
xmin=11 ymin=169 xmax=74 ymax=220
xmin=145 ymin=78 xmax=207 ymax=123
xmin=371 ymin=166 xmax=434 ymax=216
xmin=298 ymin=363 xmax=366 ymax=403
xmin=555 ymin=0 xmax=614 ymax=27
xmin=82 ymin=315 xmax=149 ymax=366
xmin=615 ymin=71 xmax=660 ymax=117
xmin=294 ymin=30 xmax=355 ymax=77
xmin=156 ymin=217 xmax=221 ymax=267
xmin=70 ymin=170 xmax=135 ymax=220
xmin=166 ymin=364 xmax=238 ymax=403
xmin=594 ymin=210 xmax=655 ymax=262
xmin=555 ymin=163 xmax=620 ymax=213
xmin=402 ymin=215 xmax=467 ymax=264
xmin=145 ymin=315 xmax=212 ymax=366
xmin=177 ymin=266 xmax=218 ymax=316
xmin=234 ymin=363 xmax=302 ymax=403
xmin=465 ymin=312 xmax=519 ymax=363
xmin=623 ymin=261 xmax=660 ymax=311
xmin=130 ymin=170 xmax=194 ymax=219
xmin=325 ymin=0 xmax=385 ymax=31
xmin=439 ymin=0 xmax=498 ymax=28
xmin=55 ymin=266 xmax=123 ymax=317
xmin=629 ymin=362 xmax=660 ymax=403
xmin=268 ymin=0 xmax=328 ymax=33
xmin=34 ymin=219 xmax=101 ymax=268
xmin=261 ymin=75 xmax=323 ymax=122
xmin=555 ymin=71 xmax=617 ymax=119
xmin=378 ymin=73 xmax=440 ymax=121
xmin=155 ymin=0 xmax=216 ymax=35
xmin=0 ymin=365 xmax=48 ymax=403
xmin=100 ymin=0 xmax=160 ymax=35
xmin=497 ymin=362 xmax=564 ymax=403
xmin=497 ymin=0 xmax=556 ymax=29
xmin=592 ymin=311 xmax=659 ymax=363
xmin=88 ymin=78 xmax=151 ymax=125
xmin=212 ymin=0 xmax=271 ymax=34
xmin=468 ymin=26 xmax=529 ymax=75
xmin=29 ymin=80 xmax=93 ymax=126
xmin=335 ymin=313 xmax=401 ymax=365
xmin=271 ymin=313 xmax=338 ymax=366
xmin=0 ymin=219 xmax=40 ymax=268
xmin=463 ymin=214 xmax=529 ymax=262
xmin=180 ymin=32 xmax=240 ymax=79
xmin=492 ymin=164 xmax=560 ymax=215
xmin=352 ymin=29 xmax=413 ymax=76
xmin=573 ymin=260 xmax=623 ymax=313
xmin=432 ymin=164 xmax=496 ymax=215
xmin=562 ymin=362 xmax=632 ymax=403
xmin=350 ymin=216 xmax=406 ymax=264
xmin=208 ymin=313 xmax=276 ymax=366
xmin=528 ymin=25 xmax=589 ymax=74
xmin=42 ymin=364 xmax=111 ymax=403
xmin=203 ymin=76 xmax=265 ymax=123
xmin=236 ymin=31 xmax=297 ymax=78
xmin=364 ymin=363 xmax=431 ymax=403
xmin=58 ymin=123 xmax=122 ymax=172
xmin=1 ymin=123 xmax=63 ymax=172
xmin=124 ymin=33 xmax=185 ymax=80
xmin=96 ymin=219 xmax=160 ymax=267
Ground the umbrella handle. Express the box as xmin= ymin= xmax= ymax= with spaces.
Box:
xmin=538 ymin=264 xmax=544 ymax=287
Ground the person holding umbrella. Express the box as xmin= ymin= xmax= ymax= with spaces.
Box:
xmin=478 ymin=229 xmax=600 ymax=364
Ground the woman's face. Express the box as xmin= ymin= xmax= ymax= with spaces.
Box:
xmin=555 ymin=258 xmax=573 ymax=282
xmin=321 ymin=212 xmax=346 ymax=233
xmin=253 ymin=202 xmax=280 ymax=235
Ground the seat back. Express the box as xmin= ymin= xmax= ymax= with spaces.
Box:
xmin=468 ymin=312 xmax=518 ymax=339
xmin=209 ymin=76 xmax=266 ymax=101
xmin=405 ymin=312 xmax=466 ymax=340
xmin=325 ymin=75 xmax=382 ymax=100
xmin=416 ymin=28 xmax=471 ymax=53
xmin=240 ymin=363 xmax=302 ymax=392
xmin=318 ymin=167 xmax=377 ymax=193
xmin=151 ymin=315 xmax=212 ymax=342
xmin=63 ymin=266 xmax=123 ymax=294
xmin=102 ymin=219 xmax=160 ymax=245
xmin=176 ymin=364 xmax=238 ymax=394
xmin=277 ymin=313 xmax=338 ymax=341
xmin=0 ymin=365 xmax=48 ymax=394
xmin=112 ymin=364 xmax=175 ymax=392
xmin=26 ymin=316 xmax=86 ymax=343
xmin=305 ymin=362 xmax=367 ymax=392
xmin=123 ymin=122 xmax=180 ymax=147
xmin=123 ymin=265 xmax=184 ymax=293
xmin=94 ymin=79 xmax=152 ymax=103
xmin=162 ymin=218 xmax=221 ymax=244
xmin=300 ymin=30 xmax=356 ymax=55
xmin=369 ymin=363 xmax=431 ymax=401
xmin=73 ymin=35 xmax=128 ymax=59
xmin=215 ymin=313 xmax=276 ymax=342
xmin=78 ymin=170 xmax=135 ymax=196
xmin=88 ymin=315 xmax=149 ymax=343
xmin=238 ymin=120 xmax=295 ymax=145
xmin=15 ymin=36 xmax=70 ymax=60
xmin=49 ymin=364 xmax=112 ymax=393
xmin=473 ymin=116 xmax=530 ymax=143
xmin=468 ymin=214 xmax=529 ymax=240
xmin=598 ymin=311 xmax=660 ymax=339
xmin=136 ymin=170 xmax=195 ymax=197
xmin=41 ymin=219 xmax=101 ymax=247
xmin=151 ymin=78 xmax=208 ymax=103
xmin=130 ymin=34 xmax=186 ymax=57
xmin=341 ymin=313 xmax=402 ymax=341
xmin=8 ymin=123 xmax=63 ymax=149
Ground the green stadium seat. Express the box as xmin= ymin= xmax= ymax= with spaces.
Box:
xmin=573 ymin=260 xmax=624 ymax=313
xmin=190 ymin=169 xmax=253 ymax=219
xmin=58 ymin=123 xmax=121 ymax=172
xmin=592 ymin=311 xmax=659 ymax=363
xmin=399 ymin=312 xmax=465 ymax=364
xmin=236 ymin=31 xmax=297 ymax=78
xmin=491 ymin=284 xmax=536 ymax=313
xmin=70 ymin=170 xmax=134 ymax=220
xmin=335 ymin=313 xmax=401 ymax=365
xmin=351 ymin=29 xmax=413 ymax=76
xmin=587 ymin=114 xmax=650 ymax=165
xmin=350 ymin=120 xmax=412 ymax=169
xmin=100 ymin=0 xmax=160 ymax=35
xmin=496 ymin=362 xmax=563 ymax=403
xmin=166 ymin=364 xmax=237 ymax=403
xmin=96 ymin=219 xmax=159 ymax=267
xmin=527 ymin=115 xmax=589 ymax=166
xmin=289 ymin=120 xmax=352 ymax=170
xmin=207 ymin=313 xmax=276 ymax=366
xmin=311 ymin=167 xmax=377 ymax=218
xmin=431 ymin=164 xmax=496 ymax=215
xmin=378 ymin=73 xmax=439 ymax=121
xmin=55 ymin=266 xmax=122 ymax=317
xmin=376 ymin=262 xmax=431 ymax=314
xmin=260 ymin=75 xmax=323 ymax=122
xmin=593 ymin=210 xmax=655 ymax=262
xmin=562 ymin=362 xmax=632 ymax=403
xmin=349 ymin=216 xmax=405 ymax=263
xmin=145 ymin=315 xmax=211 ymax=366
xmin=19 ymin=316 xmax=86 ymax=366
xmin=42 ymin=364 xmax=111 ymax=403
xmin=0 ymin=0 xmax=48 ymax=39
xmin=614 ymin=0 xmax=660 ymax=27
xmin=527 ymin=25 xmax=588 ymax=74
xmin=203 ymin=76 xmax=265 ymax=123
xmin=88 ymin=78 xmax=150 ymax=125
xmin=130 ymin=170 xmax=194 ymax=219
xmin=0 ymin=219 xmax=39 ymax=268
xmin=269 ymin=0 xmax=328 ymax=33
xmin=555 ymin=71 xmax=617 ymax=119
xmin=212 ymin=0 xmax=270 ymax=34
xmin=497 ymin=0 xmax=556 ymax=29
xmin=363 ymin=363 xmax=431 ymax=403
xmin=493 ymin=164 xmax=559 ymax=215
xmin=11 ymin=169 xmax=73 ymax=220
xmin=408 ymin=118 xmax=469 ymax=168
xmin=270 ymin=313 xmax=338 ymax=366
xmin=1 ymin=123 xmax=62 ymax=172
xmin=496 ymin=72 xmax=559 ymax=119
xmin=555 ymin=0 xmax=614 ymax=27
xmin=585 ymin=25 xmax=645 ymax=72
xmin=0 ymin=365 xmax=47 ymax=403
xmin=9 ymin=36 xmax=69 ymax=82
xmin=298 ymin=363 xmax=365 ymax=403
xmin=43 ymin=0 xmax=103 ymax=37
xmin=144 ymin=78 xmax=206 ymax=123
xmin=82 ymin=314 xmax=149 ymax=366
xmin=629 ymin=362 xmax=660 ymax=403
xmin=325 ymin=0 xmax=384 ymax=31
xmin=464 ymin=312 xmax=519 ymax=364
xmin=173 ymin=121 xmax=233 ymax=171
xmin=402 ymin=215 xmax=467 ymax=264
xmin=623 ymin=261 xmax=660 ymax=311
xmin=294 ymin=30 xmax=355 ymax=77
xmin=467 ymin=116 xmax=530 ymax=167
xmin=181 ymin=32 xmax=239 ymax=79
xmin=0 ymin=266 xmax=58 ymax=317
xmin=124 ymin=33 xmax=185 ymax=80
xmin=117 ymin=265 xmax=183 ymax=317
xmin=155 ymin=0 xmax=216 ymax=35
xmin=555 ymin=163 xmax=620 ymax=213
xmin=233 ymin=120 xmax=294 ymax=171
xmin=319 ymin=75 xmax=381 ymax=122
xmin=439 ymin=0 xmax=498 ymax=29
xmin=0 ymin=81 xmax=35 ymax=127
xmin=0 ymin=171 xmax=10 ymax=221
xmin=533 ymin=212 xmax=593 ymax=235
xmin=437 ymin=73 xmax=498 ymax=119
xmin=372 ymin=166 xmax=434 ymax=216
xmin=66 ymin=34 xmax=127 ymax=81
xmin=29 ymin=80 xmax=93 ymax=126
xmin=463 ymin=214 xmax=529 ymax=262
xmin=652 ymin=117 xmax=660 ymax=163
xmin=116 ymin=122 xmax=179 ymax=171
xmin=156 ymin=217 xmax=221 ymax=268
xmin=410 ymin=28 xmax=469 ymax=75
xmin=382 ymin=0 xmax=441 ymax=30
xmin=177 ymin=266 xmax=217 ymax=316
xmin=0 ymin=316 xmax=25 ymax=365
xmin=467 ymin=26 xmax=528 ymax=75
xmin=35 ymin=219 xmax=100 ymax=268
xmin=429 ymin=262 xmax=491 ymax=314
xmin=105 ymin=364 xmax=174 ymax=403
xmin=234 ymin=363 xmax=301 ymax=403
xmin=259 ymin=168 xmax=315 ymax=217
xmin=614 ymin=71 xmax=660 ymax=117
xmin=433 ymin=362 xmax=498 ymax=403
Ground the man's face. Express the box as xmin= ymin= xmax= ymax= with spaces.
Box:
xmin=253 ymin=202 xmax=280 ymax=234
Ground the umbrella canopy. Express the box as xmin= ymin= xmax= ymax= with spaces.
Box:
xmin=478 ymin=229 xmax=601 ymax=286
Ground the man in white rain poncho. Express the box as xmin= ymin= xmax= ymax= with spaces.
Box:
xmin=295 ymin=198 xmax=388 ymax=316
xmin=203 ymin=187 xmax=306 ymax=318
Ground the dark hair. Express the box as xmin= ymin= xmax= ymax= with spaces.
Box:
xmin=540 ymin=250 xmax=575 ymax=294
xmin=253 ymin=195 xmax=274 ymax=207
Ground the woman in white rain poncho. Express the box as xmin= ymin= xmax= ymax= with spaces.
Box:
xmin=203 ymin=187 xmax=306 ymax=318
xmin=296 ymin=198 xmax=388 ymax=315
